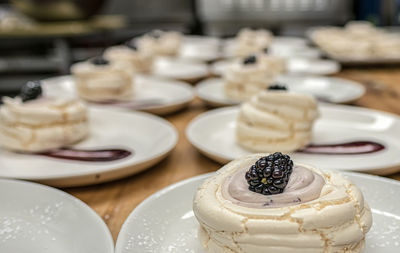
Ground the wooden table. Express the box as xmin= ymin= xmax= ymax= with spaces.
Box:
xmin=66 ymin=67 xmax=400 ymax=242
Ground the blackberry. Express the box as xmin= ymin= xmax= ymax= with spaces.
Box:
xmin=245 ymin=152 xmax=293 ymax=195
xmin=149 ymin=30 xmax=163 ymax=39
xmin=20 ymin=80 xmax=42 ymax=102
xmin=268 ymin=84 xmax=288 ymax=91
xmin=243 ymin=55 xmax=257 ymax=65
xmin=91 ymin=56 xmax=109 ymax=66
xmin=124 ymin=40 xmax=137 ymax=50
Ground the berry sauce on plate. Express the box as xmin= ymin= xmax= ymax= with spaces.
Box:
xmin=39 ymin=148 xmax=132 ymax=162
xmin=299 ymin=141 xmax=385 ymax=155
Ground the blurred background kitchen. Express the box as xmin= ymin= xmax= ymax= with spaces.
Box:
xmin=0 ymin=0 xmax=399 ymax=96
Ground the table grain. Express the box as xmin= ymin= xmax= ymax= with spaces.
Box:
xmin=66 ymin=67 xmax=400 ymax=241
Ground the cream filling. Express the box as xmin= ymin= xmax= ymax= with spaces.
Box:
xmin=222 ymin=166 xmax=325 ymax=208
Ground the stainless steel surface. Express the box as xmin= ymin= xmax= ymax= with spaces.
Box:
xmin=197 ymin=0 xmax=353 ymax=36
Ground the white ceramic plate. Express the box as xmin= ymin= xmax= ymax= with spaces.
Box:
xmin=0 ymin=107 xmax=178 ymax=187
xmin=211 ymin=58 xmax=340 ymax=77
xmin=43 ymin=75 xmax=194 ymax=115
xmin=196 ymin=76 xmax=365 ymax=106
xmin=115 ymin=172 xmax=400 ymax=253
xmin=276 ymin=75 xmax=365 ymax=103
xmin=152 ymin=57 xmax=209 ymax=82
xmin=0 ymin=178 xmax=113 ymax=253
xmin=223 ymin=37 xmax=320 ymax=59
xmin=179 ymin=35 xmax=222 ymax=62
xmin=186 ymin=105 xmax=400 ymax=174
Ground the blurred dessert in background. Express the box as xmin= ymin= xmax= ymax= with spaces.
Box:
xmin=258 ymin=49 xmax=287 ymax=75
xmin=236 ymin=86 xmax=319 ymax=152
xmin=0 ymin=81 xmax=88 ymax=152
xmin=71 ymin=56 xmax=134 ymax=102
xmin=136 ymin=30 xmax=183 ymax=57
xmin=193 ymin=153 xmax=372 ymax=253
xmin=103 ymin=41 xmax=154 ymax=73
xmin=224 ymin=55 xmax=274 ymax=101
xmin=311 ymin=21 xmax=400 ymax=60
xmin=234 ymin=28 xmax=273 ymax=57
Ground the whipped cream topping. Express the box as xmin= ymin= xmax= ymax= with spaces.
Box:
xmin=0 ymin=97 xmax=89 ymax=152
xmin=236 ymin=90 xmax=319 ymax=152
xmin=222 ymin=165 xmax=325 ymax=208
xmin=193 ymin=154 xmax=372 ymax=253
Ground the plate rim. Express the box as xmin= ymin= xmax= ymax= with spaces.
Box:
xmin=0 ymin=178 xmax=114 ymax=252
xmin=42 ymin=75 xmax=195 ymax=115
xmin=186 ymin=105 xmax=400 ymax=173
xmin=199 ymin=75 xmax=364 ymax=105
xmin=0 ymin=107 xmax=179 ymax=186
xmin=115 ymin=170 xmax=400 ymax=253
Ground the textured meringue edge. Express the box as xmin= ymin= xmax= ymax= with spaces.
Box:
xmin=70 ymin=61 xmax=134 ymax=102
xmin=103 ymin=45 xmax=154 ymax=73
xmin=236 ymin=91 xmax=319 ymax=153
xmin=193 ymin=154 xmax=372 ymax=253
xmin=0 ymin=97 xmax=89 ymax=152
xmin=223 ymin=61 xmax=274 ymax=101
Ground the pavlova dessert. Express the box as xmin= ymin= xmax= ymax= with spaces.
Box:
xmin=224 ymin=55 xmax=275 ymax=101
xmin=311 ymin=21 xmax=400 ymax=60
xmin=70 ymin=56 xmax=134 ymax=102
xmin=193 ymin=153 xmax=372 ymax=253
xmin=234 ymin=28 xmax=273 ymax=57
xmin=103 ymin=40 xmax=154 ymax=73
xmin=136 ymin=30 xmax=182 ymax=57
xmin=0 ymin=81 xmax=88 ymax=152
xmin=236 ymin=85 xmax=319 ymax=152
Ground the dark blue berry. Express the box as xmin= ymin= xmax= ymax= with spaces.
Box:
xmin=245 ymin=152 xmax=293 ymax=195
xmin=91 ymin=56 xmax=109 ymax=66
xmin=124 ymin=40 xmax=137 ymax=50
xmin=268 ymin=84 xmax=288 ymax=91
xmin=243 ymin=55 xmax=257 ymax=65
xmin=20 ymin=80 xmax=42 ymax=102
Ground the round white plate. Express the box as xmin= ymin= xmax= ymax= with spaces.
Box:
xmin=276 ymin=75 xmax=365 ymax=103
xmin=152 ymin=57 xmax=209 ymax=82
xmin=43 ymin=75 xmax=194 ymax=115
xmin=196 ymin=77 xmax=364 ymax=106
xmin=0 ymin=107 xmax=178 ymax=187
xmin=179 ymin=35 xmax=221 ymax=62
xmin=0 ymin=178 xmax=113 ymax=253
xmin=223 ymin=37 xmax=320 ymax=59
xmin=115 ymin=172 xmax=400 ymax=253
xmin=211 ymin=58 xmax=340 ymax=77
xmin=186 ymin=105 xmax=400 ymax=174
